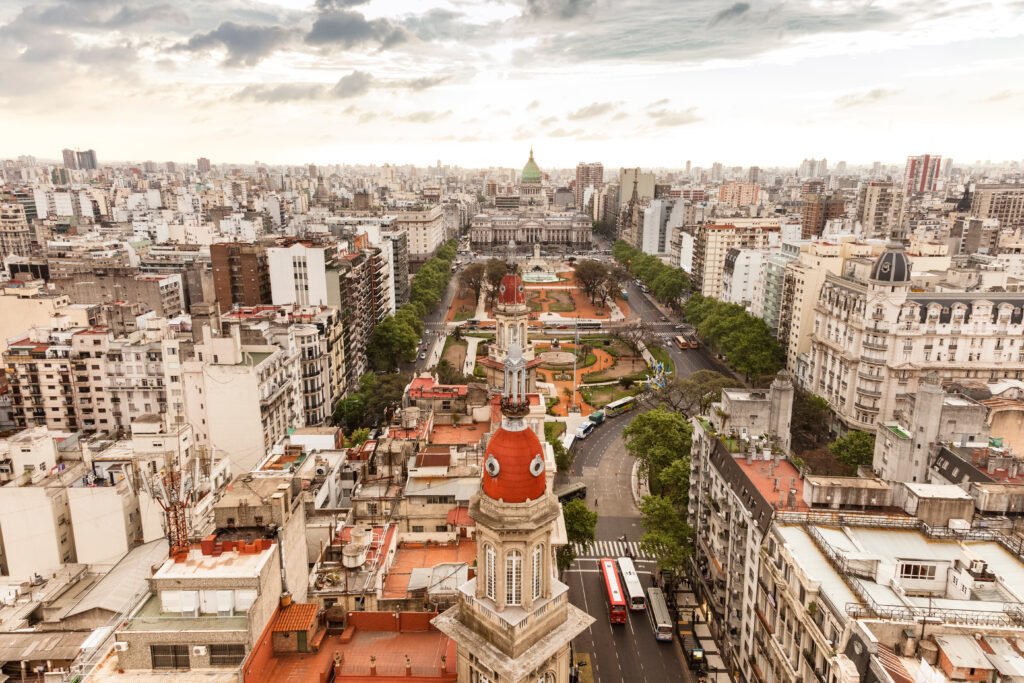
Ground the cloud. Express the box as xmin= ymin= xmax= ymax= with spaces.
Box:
xmin=175 ymin=22 xmax=297 ymax=67
xmin=834 ymin=88 xmax=900 ymax=108
xmin=647 ymin=106 xmax=701 ymax=126
xmin=525 ymin=0 xmax=595 ymax=20
xmin=401 ymin=110 xmax=452 ymax=123
xmin=402 ymin=8 xmax=480 ymax=41
xmin=305 ymin=10 xmax=407 ymax=49
xmin=548 ymin=127 xmax=583 ymax=137
xmin=332 ymin=70 xmax=373 ymax=98
xmin=567 ymin=101 xmax=617 ymax=120
xmin=649 ymin=98 xmax=669 ymax=107
xmin=708 ymin=2 xmax=750 ymax=27
xmin=234 ymin=83 xmax=325 ymax=103
xmin=357 ymin=112 xmax=377 ymax=124
xmin=612 ymin=112 xmax=627 ymax=121
xmin=986 ymin=90 xmax=1014 ymax=102
xmin=398 ymin=76 xmax=449 ymax=91
xmin=316 ymin=0 xmax=371 ymax=8
xmin=527 ymin=100 xmax=540 ymax=110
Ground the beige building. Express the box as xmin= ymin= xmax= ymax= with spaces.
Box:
xmin=854 ymin=181 xmax=903 ymax=239
xmin=691 ymin=221 xmax=781 ymax=300
xmin=0 ymin=202 xmax=33 ymax=258
xmin=395 ymin=204 xmax=446 ymax=261
xmin=717 ymin=181 xmax=759 ymax=207
xmin=469 ymin=210 xmax=592 ymax=248
xmin=808 ymin=243 xmax=1024 ymax=432
xmin=0 ymin=285 xmax=97 ymax=353
xmin=971 ymin=183 xmax=1024 ymax=229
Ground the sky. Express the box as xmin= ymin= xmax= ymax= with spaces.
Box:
xmin=0 ymin=0 xmax=1022 ymax=169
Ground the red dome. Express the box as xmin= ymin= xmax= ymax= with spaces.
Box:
xmin=497 ymin=275 xmax=525 ymax=305
xmin=481 ymin=425 xmax=546 ymax=503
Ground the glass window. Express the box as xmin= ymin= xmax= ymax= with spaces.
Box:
xmin=532 ymin=545 xmax=543 ymax=599
xmin=151 ymin=644 xmax=190 ymax=669
xmin=506 ymin=550 xmax=522 ymax=605
xmin=209 ymin=644 xmax=245 ymax=666
xmin=485 ymin=545 xmax=495 ymax=600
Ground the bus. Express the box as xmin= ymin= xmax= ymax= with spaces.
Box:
xmin=604 ymin=396 xmax=635 ymax=417
xmin=588 ymin=410 xmax=605 ymax=425
xmin=578 ymin=321 xmax=602 ymax=330
xmin=575 ymin=422 xmax=595 ymax=439
xmin=674 ymin=335 xmax=688 ymax=350
xmin=617 ymin=557 xmax=646 ymax=611
xmin=600 ymin=559 xmax=628 ymax=624
xmin=646 ymin=587 xmax=674 ymax=641
xmin=684 ymin=332 xmax=699 ymax=349
xmin=619 ymin=287 xmax=628 ymax=301
xmin=555 ymin=482 xmax=586 ymax=504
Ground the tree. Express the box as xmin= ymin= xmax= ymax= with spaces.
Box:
xmin=547 ymin=432 xmax=573 ymax=472
xmin=638 ymin=495 xmax=693 ymax=576
xmin=656 ymin=370 xmax=733 ymax=417
xmin=361 ymin=373 xmax=410 ymax=427
xmin=829 ymin=430 xmax=876 ymax=473
xmin=622 ymin=406 xmax=692 ymax=496
xmin=573 ymin=259 xmax=609 ymax=303
xmin=333 ymin=395 xmax=366 ymax=432
xmin=791 ymin=389 xmax=832 ymax=453
xmin=345 ymin=427 xmax=370 ymax=447
xmin=366 ymin=316 xmax=418 ymax=371
xmin=617 ymin=319 xmax=655 ymax=357
xmin=557 ymin=499 xmax=598 ymax=571
xmin=484 ymin=259 xmax=507 ymax=306
xmin=459 ymin=262 xmax=486 ymax=304
xmin=435 ymin=358 xmax=472 ymax=385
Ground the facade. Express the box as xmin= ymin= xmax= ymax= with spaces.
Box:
xmin=855 ymin=182 xmax=902 ymax=239
xmin=801 ymin=193 xmax=845 ymax=239
xmin=718 ymin=181 xmax=760 ymax=207
xmin=433 ymin=349 xmax=592 ymax=683
xmin=52 ymin=270 xmax=185 ymax=318
xmin=267 ymin=242 xmax=334 ymax=307
xmin=904 ymin=153 xmax=941 ymax=195
xmin=573 ymin=161 xmax=603 ymax=211
xmin=971 ymin=183 xmax=1024 ymax=229
xmin=0 ymin=203 xmax=33 ymax=259
xmin=469 ymin=211 xmax=592 ymax=248
xmin=396 ymin=205 xmax=446 ymax=261
xmin=76 ymin=149 xmax=98 ymax=171
xmin=691 ymin=222 xmax=781 ymax=300
xmin=721 ymin=248 xmax=764 ymax=308
xmin=753 ymin=249 xmax=798 ymax=335
xmin=326 ymin=250 xmax=374 ymax=392
xmin=808 ymin=244 xmax=1024 ymax=432
xmin=381 ymin=228 xmax=411 ymax=306
xmin=197 ymin=157 xmax=211 ymax=173
xmin=210 ymin=243 xmax=272 ymax=308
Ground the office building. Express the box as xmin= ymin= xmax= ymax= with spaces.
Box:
xmin=76 ymin=149 xmax=98 ymax=171
xmin=574 ymin=162 xmax=603 ymax=210
xmin=61 ymin=149 xmax=77 ymax=170
xmin=718 ymin=182 xmax=760 ymax=207
xmin=196 ymin=157 xmax=211 ymax=173
xmin=396 ymin=205 xmax=446 ymax=262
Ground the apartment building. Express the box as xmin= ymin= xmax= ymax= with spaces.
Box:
xmin=210 ymin=242 xmax=272 ymax=308
xmin=721 ymin=248 xmax=765 ymax=308
xmin=395 ymin=204 xmax=445 ymax=261
xmin=0 ymin=285 xmax=96 ymax=352
xmin=45 ymin=237 xmax=134 ymax=278
xmin=574 ymin=161 xmax=604 ymax=210
xmin=326 ymin=251 xmax=374 ymax=391
xmin=904 ymin=154 xmax=942 ymax=196
xmin=183 ymin=325 xmax=302 ymax=474
xmin=751 ymin=248 xmax=798 ymax=335
xmin=52 ymin=269 xmax=185 ymax=318
xmin=808 ymin=243 xmax=1024 ymax=432
xmin=971 ymin=183 xmax=1024 ymax=229
xmin=381 ymin=229 xmax=410 ymax=307
xmin=801 ymin=193 xmax=845 ymax=239
xmin=718 ymin=181 xmax=759 ymax=207
xmin=690 ymin=222 xmax=781 ymax=300
xmin=854 ymin=182 xmax=902 ymax=239
xmin=0 ymin=202 xmax=33 ymax=258
xmin=267 ymin=241 xmax=336 ymax=307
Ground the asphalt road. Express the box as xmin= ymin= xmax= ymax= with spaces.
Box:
xmin=563 ymin=279 xmax=732 ymax=683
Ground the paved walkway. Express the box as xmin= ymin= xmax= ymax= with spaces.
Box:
xmin=474 ymin=287 xmax=487 ymax=319
xmin=463 ymin=337 xmax=480 ymax=375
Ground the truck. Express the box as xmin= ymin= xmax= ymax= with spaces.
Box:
xmin=588 ymin=410 xmax=605 ymax=425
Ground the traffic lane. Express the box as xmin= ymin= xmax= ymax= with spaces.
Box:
xmin=569 ymin=560 xmax=688 ymax=683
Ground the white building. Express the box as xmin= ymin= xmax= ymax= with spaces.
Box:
xmin=720 ymin=248 xmax=765 ymax=308
xmin=395 ymin=204 xmax=446 ymax=260
xmin=267 ymin=242 xmax=334 ymax=306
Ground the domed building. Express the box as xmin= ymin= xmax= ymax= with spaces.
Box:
xmin=519 ymin=148 xmax=547 ymax=208
xmin=433 ymin=347 xmax=593 ymax=683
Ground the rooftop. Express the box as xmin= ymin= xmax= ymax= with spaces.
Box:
xmin=382 ymin=540 xmax=476 ymax=600
xmin=736 ymin=455 xmax=809 ymax=512
xmin=124 ymin=593 xmax=249 ymax=632
xmin=428 ymin=422 xmax=490 ymax=446
xmin=155 ymin=537 xmax=276 ymax=580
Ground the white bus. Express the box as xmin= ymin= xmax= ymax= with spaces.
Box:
xmin=646 ymin=587 xmax=674 ymax=641
xmin=617 ymin=557 xmax=646 ymax=611
xmin=575 ymin=422 xmax=595 ymax=439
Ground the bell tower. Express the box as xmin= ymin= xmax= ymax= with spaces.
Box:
xmin=486 ymin=273 xmax=536 ymax=392
xmin=433 ymin=348 xmax=593 ymax=683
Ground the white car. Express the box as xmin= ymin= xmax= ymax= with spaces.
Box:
xmin=419 ymin=352 xmax=427 ymax=360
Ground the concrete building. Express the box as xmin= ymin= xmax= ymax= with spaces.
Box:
xmin=210 ymin=243 xmax=272 ymax=308
xmin=183 ymin=325 xmax=302 ymax=474
xmin=395 ymin=205 xmax=446 ymax=262
xmin=574 ymin=161 xmax=603 ymax=211
xmin=949 ymin=216 xmax=1001 ymax=255
xmin=721 ymin=248 xmax=764 ymax=308
xmin=267 ymin=242 xmax=334 ymax=307
xmin=971 ymin=183 xmax=1024 ymax=229
xmin=801 ymin=193 xmax=845 ymax=239
xmin=0 ymin=285 xmax=95 ymax=352
xmin=904 ymin=153 xmax=942 ymax=196
xmin=718 ymin=181 xmax=759 ymax=207
xmin=381 ymin=228 xmax=410 ymax=306
xmin=855 ymin=182 xmax=903 ymax=239
xmin=751 ymin=248 xmax=798 ymax=335
xmin=640 ymin=198 xmax=675 ymax=255
xmin=691 ymin=222 xmax=781 ymax=300
xmin=808 ymin=243 xmax=1024 ymax=432
xmin=0 ymin=203 xmax=33 ymax=259
xmin=433 ymin=350 xmax=591 ymax=683
xmin=617 ymin=167 xmax=655 ymax=211
xmin=52 ymin=269 xmax=185 ymax=317
xmin=469 ymin=211 xmax=592 ymax=248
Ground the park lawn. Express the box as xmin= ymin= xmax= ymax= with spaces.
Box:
xmin=583 ymin=384 xmax=636 ymax=409
xmin=648 ymin=346 xmax=675 ymax=375
xmin=581 ymin=356 xmax=647 ymax=383
xmin=453 ymin=309 xmax=474 ymax=321
xmin=544 ymin=421 xmax=566 ymax=441
xmin=546 ymin=290 xmax=576 ymax=313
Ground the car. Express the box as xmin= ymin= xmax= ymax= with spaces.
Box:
xmin=419 ymin=352 xmax=427 ymax=360
xmin=675 ymin=324 xmax=687 ymax=330
xmin=660 ymin=316 xmax=668 ymax=322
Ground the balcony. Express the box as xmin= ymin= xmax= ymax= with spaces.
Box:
xmin=856 ymin=386 xmax=882 ymax=398
xmin=854 ymin=402 xmax=879 ymax=412
xmin=859 ymin=355 xmax=885 ymax=364
xmin=862 ymin=340 xmax=887 ymax=351
xmin=857 ymin=370 xmax=881 ymax=381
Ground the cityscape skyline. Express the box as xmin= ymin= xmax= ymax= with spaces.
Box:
xmin=0 ymin=0 xmax=1022 ymax=166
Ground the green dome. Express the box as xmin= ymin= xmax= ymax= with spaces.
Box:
xmin=521 ymin=147 xmax=541 ymax=184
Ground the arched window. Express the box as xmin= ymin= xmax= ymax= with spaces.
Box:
xmin=506 ymin=550 xmax=522 ymax=605
xmin=485 ymin=545 xmax=495 ymax=600
xmin=532 ymin=545 xmax=543 ymax=599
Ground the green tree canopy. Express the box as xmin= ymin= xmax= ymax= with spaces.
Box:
xmin=657 ymin=369 xmax=733 ymax=417
xmin=638 ymin=495 xmax=694 ymax=576
xmin=459 ymin=262 xmax=487 ymax=303
xmin=682 ymin=293 xmax=784 ymax=382
xmin=829 ymin=430 xmax=876 ymax=473
xmin=573 ymin=259 xmax=609 ymax=303
xmin=556 ymin=499 xmax=598 ymax=571
xmin=367 ymin=315 xmax=418 ymax=371
xmin=612 ymin=240 xmax=690 ymax=305
xmin=484 ymin=259 xmax=508 ymax=305
xmin=623 ymin=406 xmax=692 ymax=496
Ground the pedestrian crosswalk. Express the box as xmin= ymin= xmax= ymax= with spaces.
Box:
xmin=571 ymin=540 xmax=653 ymax=560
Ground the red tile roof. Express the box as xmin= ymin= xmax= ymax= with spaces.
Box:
xmin=446 ymin=507 xmax=474 ymax=526
xmin=482 ymin=424 xmax=545 ymax=503
xmin=271 ymin=603 xmax=319 ymax=632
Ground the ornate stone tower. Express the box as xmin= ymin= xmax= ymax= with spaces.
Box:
xmin=433 ymin=347 xmax=593 ymax=682
xmin=483 ymin=273 xmax=537 ymax=392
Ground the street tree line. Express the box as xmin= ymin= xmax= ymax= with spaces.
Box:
xmin=612 ymin=240 xmax=690 ymax=306
xmin=366 ymin=239 xmax=458 ymax=371
xmin=682 ymin=294 xmax=784 ymax=383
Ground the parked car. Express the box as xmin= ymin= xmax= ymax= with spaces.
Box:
xmin=419 ymin=352 xmax=427 ymax=360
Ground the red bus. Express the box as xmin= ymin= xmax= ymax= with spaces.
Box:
xmin=600 ymin=558 xmax=628 ymax=624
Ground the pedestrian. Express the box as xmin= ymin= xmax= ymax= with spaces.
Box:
xmin=594 ymin=497 xmax=598 ymax=507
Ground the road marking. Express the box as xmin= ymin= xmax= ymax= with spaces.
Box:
xmin=573 ymin=541 xmax=652 ymax=559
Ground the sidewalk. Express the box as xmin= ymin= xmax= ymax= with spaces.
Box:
xmin=630 ymin=458 xmax=650 ymax=509
xmin=462 ymin=337 xmax=480 ymax=375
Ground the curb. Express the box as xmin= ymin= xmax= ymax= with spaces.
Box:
xmin=630 ymin=458 xmax=650 ymax=509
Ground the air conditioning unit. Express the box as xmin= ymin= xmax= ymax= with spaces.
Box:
xmin=113 ymin=642 xmax=129 ymax=652
xmin=315 ymin=465 xmax=328 ymax=476
xmin=192 ymin=646 xmax=208 ymax=657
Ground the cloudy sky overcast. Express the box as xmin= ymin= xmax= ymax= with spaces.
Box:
xmin=0 ymin=0 xmax=1022 ymax=168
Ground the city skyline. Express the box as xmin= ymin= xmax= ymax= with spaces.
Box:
xmin=0 ymin=0 xmax=1022 ymax=167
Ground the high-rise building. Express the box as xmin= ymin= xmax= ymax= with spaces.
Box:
xmin=616 ymin=167 xmax=654 ymax=211
xmin=61 ymin=148 xmax=77 ymax=170
xmin=904 ymin=154 xmax=941 ymax=196
xmin=970 ymin=183 xmax=1024 ymax=229
xmin=855 ymin=182 xmax=903 ymax=239
xmin=800 ymin=193 xmax=844 ymax=239
xmin=0 ymin=203 xmax=33 ymax=259
xmin=308 ymin=163 xmax=317 ymax=179
xmin=210 ymin=242 xmax=273 ymax=308
xmin=197 ymin=157 xmax=211 ymax=173
xmin=747 ymin=166 xmax=760 ymax=184
xmin=718 ymin=181 xmax=760 ymax=207
xmin=573 ymin=161 xmax=603 ymax=210
xmin=75 ymin=149 xmax=98 ymax=171
xmin=691 ymin=221 xmax=781 ymax=299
